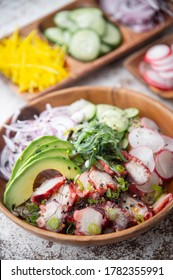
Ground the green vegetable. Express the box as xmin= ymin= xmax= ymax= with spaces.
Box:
xmin=26 ymin=202 xmax=39 ymax=214
xmin=106 ymin=188 xmax=119 ymax=199
xmin=115 ymin=165 xmax=125 ymax=172
xmin=135 ymin=214 xmax=145 ymax=224
xmin=47 ymin=217 xmax=60 ymax=230
xmin=66 ymin=223 xmax=75 ymax=235
xmin=88 ymin=223 xmax=101 ymax=235
xmin=152 ymin=184 xmax=163 ymax=201
xmin=108 ymin=208 xmax=118 ymax=221
xmin=117 ymin=177 xmax=128 ymax=192
xmin=71 ymin=121 xmax=125 ymax=169
xmin=87 ymin=197 xmax=105 ymax=204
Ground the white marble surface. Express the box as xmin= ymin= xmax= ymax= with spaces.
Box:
xmin=0 ymin=0 xmax=173 ymax=260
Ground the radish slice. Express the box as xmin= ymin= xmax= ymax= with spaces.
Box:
xmin=151 ymin=53 xmax=173 ymax=67
xmin=136 ymin=172 xmax=160 ymax=193
xmin=158 ymin=70 xmax=173 ymax=79
xmin=155 ymin=149 xmax=173 ymax=180
xmin=152 ymin=193 xmax=173 ymax=214
xmin=162 ymin=135 xmax=173 ymax=152
xmin=128 ymin=127 xmax=164 ymax=153
xmin=141 ymin=117 xmax=159 ymax=131
xmin=130 ymin=146 xmax=155 ymax=172
xmin=143 ymin=69 xmax=173 ymax=90
xmin=31 ymin=176 xmax=66 ymax=204
xmin=144 ymin=45 xmax=171 ymax=63
xmin=152 ymin=63 xmax=173 ymax=73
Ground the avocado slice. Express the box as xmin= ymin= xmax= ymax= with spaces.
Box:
xmin=13 ymin=148 xmax=70 ymax=179
xmin=4 ymin=156 xmax=81 ymax=210
xmin=9 ymin=136 xmax=57 ymax=183
xmin=8 ymin=137 xmax=74 ymax=184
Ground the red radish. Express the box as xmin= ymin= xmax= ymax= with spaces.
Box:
xmin=125 ymin=156 xmax=151 ymax=185
xmin=143 ymin=69 xmax=173 ymax=90
xmin=151 ymin=53 xmax=173 ymax=67
xmin=141 ymin=117 xmax=159 ymax=131
xmin=130 ymin=146 xmax=155 ymax=172
xmin=89 ymin=168 xmax=117 ymax=195
xmin=155 ymin=149 xmax=173 ymax=180
xmin=136 ymin=172 xmax=161 ymax=193
xmin=158 ymin=70 xmax=173 ymax=79
xmin=152 ymin=63 xmax=173 ymax=73
xmin=152 ymin=193 xmax=173 ymax=214
xmin=48 ymin=183 xmax=76 ymax=211
xmin=128 ymin=127 xmax=164 ymax=153
xmin=144 ymin=45 xmax=171 ymax=63
xmin=31 ymin=176 xmax=66 ymax=204
xmin=74 ymin=207 xmax=103 ymax=236
xmin=76 ymin=171 xmax=94 ymax=198
xmin=162 ymin=135 xmax=173 ymax=152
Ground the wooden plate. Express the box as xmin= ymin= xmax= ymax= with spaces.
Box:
xmin=1 ymin=0 xmax=173 ymax=101
xmin=124 ymin=34 xmax=173 ymax=99
xmin=0 ymin=86 xmax=173 ymax=246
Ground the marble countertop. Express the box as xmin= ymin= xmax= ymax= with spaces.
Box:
xmin=0 ymin=0 xmax=173 ymax=260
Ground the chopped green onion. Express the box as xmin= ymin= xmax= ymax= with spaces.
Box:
xmin=47 ymin=217 xmax=60 ymax=230
xmin=88 ymin=223 xmax=101 ymax=235
xmin=135 ymin=214 xmax=145 ymax=224
xmin=108 ymin=208 xmax=117 ymax=221
xmin=26 ymin=202 xmax=39 ymax=214
xmin=152 ymin=184 xmax=162 ymax=192
xmin=115 ymin=165 xmax=124 ymax=172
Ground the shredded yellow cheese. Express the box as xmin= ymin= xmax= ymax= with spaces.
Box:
xmin=0 ymin=30 xmax=69 ymax=93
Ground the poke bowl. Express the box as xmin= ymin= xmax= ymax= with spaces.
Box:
xmin=0 ymin=86 xmax=173 ymax=246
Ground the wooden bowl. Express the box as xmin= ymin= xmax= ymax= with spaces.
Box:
xmin=0 ymin=86 xmax=173 ymax=246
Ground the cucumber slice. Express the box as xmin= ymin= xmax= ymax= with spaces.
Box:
xmin=102 ymin=22 xmax=122 ymax=47
xmin=70 ymin=8 xmax=103 ymax=21
xmin=124 ymin=108 xmax=139 ymax=118
xmin=100 ymin=43 xmax=112 ymax=55
xmin=63 ymin=30 xmax=72 ymax=46
xmin=44 ymin=27 xmax=65 ymax=44
xmin=96 ymin=104 xmax=124 ymax=120
xmin=69 ymin=29 xmax=100 ymax=62
xmin=101 ymin=110 xmax=123 ymax=121
xmin=102 ymin=116 xmax=129 ymax=132
xmin=44 ymin=27 xmax=71 ymax=47
xmin=121 ymin=138 xmax=129 ymax=149
xmin=54 ymin=11 xmax=77 ymax=32
xmin=68 ymin=99 xmax=96 ymax=121
xmin=71 ymin=12 xmax=106 ymax=37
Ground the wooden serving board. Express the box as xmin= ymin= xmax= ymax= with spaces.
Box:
xmin=124 ymin=34 xmax=173 ymax=99
xmin=1 ymin=0 xmax=173 ymax=101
